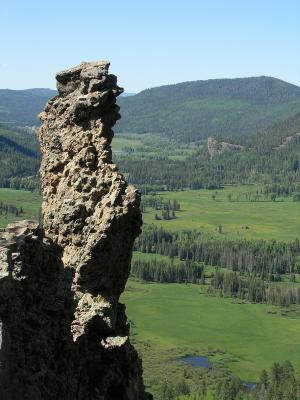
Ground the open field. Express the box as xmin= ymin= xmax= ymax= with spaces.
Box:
xmin=112 ymin=132 xmax=201 ymax=160
xmin=112 ymin=134 xmax=144 ymax=152
xmin=1 ymin=184 xmax=300 ymax=241
xmin=0 ymin=189 xmax=41 ymax=228
xmin=122 ymin=279 xmax=300 ymax=390
xmin=142 ymin=185 xmax=300 ymax=241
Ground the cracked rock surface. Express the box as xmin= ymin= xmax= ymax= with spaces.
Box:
xmin=0 ymin=61 xmax=151 ymax=400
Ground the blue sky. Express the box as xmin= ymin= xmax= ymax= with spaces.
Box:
xmin=1 ymin=0 xmax=299 ymax=92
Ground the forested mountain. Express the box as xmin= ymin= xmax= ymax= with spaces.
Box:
xmin=1 ymin=79 xmax=300 ymax=191
xmin=1 ymin=78 xmax=300 ymax=141
xmin=117 ymin=76 xmax=300 ymax=142
xmin=0 ymin=88 xmax=57 ymax=126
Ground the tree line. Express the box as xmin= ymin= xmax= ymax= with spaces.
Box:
xmin=157 ymin=360 xmax=300 ymax=399
xmin=141 ymin=196 xmax=181 ymax=220
xmin=0 ymin=176 xmax=39 ymax=191
xmin=214 ymin=361 xmax=299 ymax=400
xmin=0 ymin=201 xmax=24 ymax=217
xmin=263 ymin=183 xmax=300 ymax=198
xmin=134 ymin=226 xmax=300 ymax=277
xmin=141 ymin=195 xmax=181 ymax=212
xmin=131 ymin=259 xmax=203 ymax=284
xmin=210 ymin=269 xmax=300 ymax=307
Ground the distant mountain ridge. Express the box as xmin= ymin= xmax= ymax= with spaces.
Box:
xmin=0 ymin=88 xmax=136 ymax=126
xmin=0 ymin=88 xmax=57 ymax=126
xmin=1 ymin=77 xmax=300 ymax=143
xmin=116 ymin=76 xmax=300 ymax=142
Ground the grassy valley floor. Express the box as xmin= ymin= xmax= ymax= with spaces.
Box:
xmin=142 ymin=185 xmax=300 ymax=241
xmin=1 ymin=186 xmax=300 ymax=398
xmin=122 ymin=279 xmax=300 ymax=396
xmin=0 ymin=188 xmax=41 ymax=227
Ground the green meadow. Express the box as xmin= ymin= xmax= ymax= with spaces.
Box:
xmin=122 ymin=279 xmax=300 ymax=389
xmin=142 ymin=186 xmax=300 ymax=241
xmin=111 ymin=134 xmax=143 ymax=152
xmin=2 ymin=185 xmax=299 ymax=242
xmin=0 ymin=188 xmax=41 ymax=228
xmin=112 ymin=132 xmax=200 ymax=160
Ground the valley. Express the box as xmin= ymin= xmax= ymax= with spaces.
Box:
xmin=1 ymin=77 xmax=300 ymax=399
xmin=2 ymin=2 xmax=300 ymax=399
xmin=1 ymin=181 xmax=300 ymax=398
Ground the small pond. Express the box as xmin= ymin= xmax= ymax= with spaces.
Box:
xmin=180 ymin=356 xmax=257 ymax=390
xmin=241 ymin=381 xmax=257 ymax=390
xmin=180 ymin=356 xmax=213 ymax=369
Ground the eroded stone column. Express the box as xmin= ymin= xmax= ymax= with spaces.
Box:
xmin=0 ymin=61 xmax=151 ymax=400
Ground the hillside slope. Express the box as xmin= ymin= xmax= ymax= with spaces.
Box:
xmin=0 ymin=125 xmax=39 ymax=186
xmin=0 ymin=88 xmax=57 ymax=126
xmin=117 ymin=76 xmax=300 ymax=142
xmin=115 ymin=112 xmax=300 ymax=190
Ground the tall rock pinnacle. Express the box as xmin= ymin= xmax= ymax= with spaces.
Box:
xmin=39 ymin=60 xmax=142 ymax=341
xmin=0 ymin=61 xmax=151 ymax=400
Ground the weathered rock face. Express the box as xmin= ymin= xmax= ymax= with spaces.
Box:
xmin=0 ymin=61 xmax=151 ymax=400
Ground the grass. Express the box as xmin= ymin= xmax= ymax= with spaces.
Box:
xmin=112 ymin=134 xmax=143 ymax=152
xmin=113 ymin=132 xmax=200 ymax=161
xmin=0 ymin=189 xmax=41 ymax=227
xmin=1 ymin=183 xmax=299 ymax=246
xmin=133 ymin=251 xmax=183 ymax=264
xmin=142 ymin=185 xmax=300 ymax=241
xmin=122 ymin=279 xmax=300 ymax=393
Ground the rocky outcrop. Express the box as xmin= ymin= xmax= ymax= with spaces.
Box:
xmin=273 ymin=131 xmax=300 ymax=150
xmin=207 ymin=137 xmax=244 ymax=158
xmin=0 ymin=61 xmax=151 ymax=399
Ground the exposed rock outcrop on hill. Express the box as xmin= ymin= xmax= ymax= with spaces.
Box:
xmin=0 ymin=61 xmax=150 ymax=400
xmin=273 ymin=131 xmax=300 ymax=150
xmin=207 ymin=137 xmax=245 ymax=158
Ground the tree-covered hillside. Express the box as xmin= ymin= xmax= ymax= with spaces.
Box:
xmin=230 ymin=111 xmax=300 ymax=149
xmin=116 ymin=112 xmax=300 ymax=190
xmin=1 ymin=109 xmax=299 ymax=191
xmin=117 ymin=76 xmax=300 ymax=142
xmin=0 ymin=125 xmax=40 ymax=189
xmin=0 ymin=88 xmax=57 ymax=126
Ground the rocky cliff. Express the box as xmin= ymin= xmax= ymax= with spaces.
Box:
xmin=0 ymin=61 xmax=151 ymax=400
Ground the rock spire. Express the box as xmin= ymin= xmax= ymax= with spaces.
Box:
xmin=0 ymin=61 xmax=151 ymax=400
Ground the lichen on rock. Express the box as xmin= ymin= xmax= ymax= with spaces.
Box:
xmin=0 ymin=61 xmax=151 ymax=400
